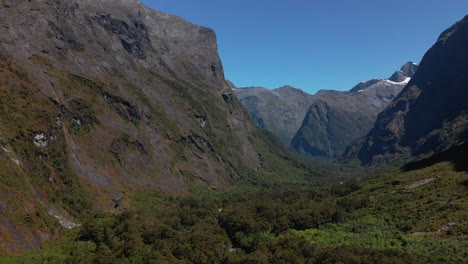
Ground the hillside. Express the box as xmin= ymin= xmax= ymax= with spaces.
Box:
xmin=344 ymin=15 xmax=468 ymax=165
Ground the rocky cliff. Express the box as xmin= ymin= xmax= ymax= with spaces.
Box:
xmin=0 ymin=0 xmax=313 ymax=253
xmin=343 ymin=16 xmax=468 ymax=165
xmin=290 ymin=62 xmax=417 ymax=160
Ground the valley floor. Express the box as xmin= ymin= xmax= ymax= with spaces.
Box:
xmin=0 ymin=153 xmax=466 ymax=264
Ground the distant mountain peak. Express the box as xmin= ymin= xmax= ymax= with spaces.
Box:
xmin=277 ymin=85 xmax=297 ymax=90
xmin=349 ymin=62 xmax=418 ymax=92
xmin=273 ymin=85 xmax=307 ymax=96
xmin=389 ymin=61 xmax=418 ymax=82
xmin=400 ymin=61 xmax=418 ymax=74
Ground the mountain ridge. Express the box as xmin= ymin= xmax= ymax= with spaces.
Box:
xmin=289 ymin=62 xmax=417 ymax=160
xmin=234 ymin=62 xmax=417 ymax=158
xmin=343 ymin=15 xmax=468 ymax=165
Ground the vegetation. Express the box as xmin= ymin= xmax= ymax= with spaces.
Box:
xmin=1 ymin=149 xmax=466 ymax=263
xmin=0 ymin=58 xmax=93 ymax=234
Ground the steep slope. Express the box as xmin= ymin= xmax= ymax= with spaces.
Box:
xmin=0 ymin=0 xmax=318 ymax=253
xmin=290 ymin=62 xmax=417 ymax=160
xmin=233 ymin=85 xmax=315 ymax=144
xmin=344 ymin=16 xmax=468 ymax=165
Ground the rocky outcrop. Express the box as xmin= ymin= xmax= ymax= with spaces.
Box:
xmin=290 ymin=62 xmax=417 ymax=160
xmin=343 ymin=16 xmax=468 ymax=165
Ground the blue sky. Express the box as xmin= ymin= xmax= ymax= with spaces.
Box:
xmin=140 ymin=0 xmax=468 ymax=94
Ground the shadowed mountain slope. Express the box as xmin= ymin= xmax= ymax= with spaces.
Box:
xmin=343 ymin=15 xmax=468 ymax=165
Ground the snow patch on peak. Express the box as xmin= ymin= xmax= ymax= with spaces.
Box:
xmin=384 ymin=77 xmax=411 ymax=85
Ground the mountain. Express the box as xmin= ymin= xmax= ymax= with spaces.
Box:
xmin=344 ymin=15 xmax=468 ymax=165
xmin=233 ymin=62 xmax=417 ymax=149
xmin=233 ymin=85 xmax=315 ymax=144
xmin=290 ymin=62 xmax=417 ymax=160
xmin=0 ymin=0 xmax=318 ymax=253
xmin=388 ymin=61 xmax=419 ymax=82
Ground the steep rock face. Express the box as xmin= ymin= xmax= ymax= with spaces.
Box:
xmin=0 ymin=0 xmax=256 ymax=194
xmin=233 ymin=85 xmax=315 ymax=144
xmin=344 ymin=16 xmax=468 ymax=165
xmin=290 ymin=63 xmax=416 ymax=160
xmin=0 ymin=0 xmax=297 ymax=252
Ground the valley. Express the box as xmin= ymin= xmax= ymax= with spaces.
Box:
xmin=0 ymin=0 xmax=466 ymax=263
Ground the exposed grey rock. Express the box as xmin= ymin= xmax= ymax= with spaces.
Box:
xmin=1 ymin=145 xmax=9 ymax=153
xmin=55 ymin=115 xmax=62 ymax=126
xmin=33 ymin=132 xmax=48 ymax=147
xmin=72 ymin=118 xmax=82 ymax=126
xmin=195 ymin=115 xmax=207 ymax=128
xmin=405 ymin=178 xmax=436 ymax=189
xmin=411 ymin=222 xmax=456 ymax=236
xmin=46 ymin=206 xmax=79 ymax=230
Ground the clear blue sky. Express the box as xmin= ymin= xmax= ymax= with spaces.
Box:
xmin=140 ymin=0 xmax=468 ymax=94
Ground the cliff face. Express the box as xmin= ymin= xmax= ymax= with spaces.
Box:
xmin=233 ymin=86 xmax=316 ymax=144
xmin=0 ymin=0 xmax=300 ymax=253
xmin=289 ymin=63 xmax=416 ymax=160
xmin=344 ymin=16 xmax=468 ymax=165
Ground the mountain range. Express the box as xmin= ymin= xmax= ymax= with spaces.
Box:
xmin=234 ymin=62 xmax=418 ymax=160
